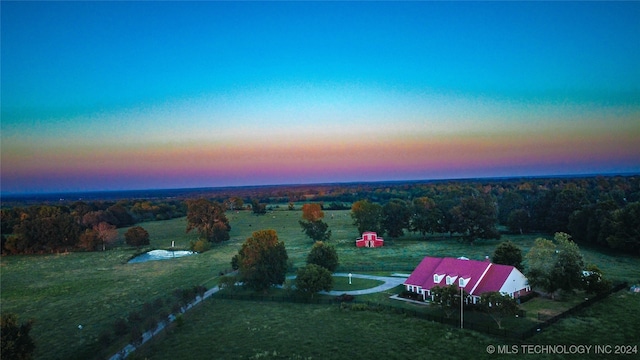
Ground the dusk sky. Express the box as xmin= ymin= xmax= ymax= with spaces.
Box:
xmin=2 ymin=1 xmax=639 ymax=194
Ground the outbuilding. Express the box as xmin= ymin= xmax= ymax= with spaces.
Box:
xmin=356 ymin=231 xmax=384 ymax=248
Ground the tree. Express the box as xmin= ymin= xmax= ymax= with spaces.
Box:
xmin=106 ymin=204 xmax=135 ymax=227
xmin=234 ymin=230 xmax=288 ymax=292
xmin=226 ymin=197 xmax=244 ymax=211
xmin=410 ymin=197 xmax=444 ymax=238
xmin=479 ymin=292 xmax=519 ymax=329
xmin=82 ymin=210 xmax=117 ymax=229
xmin=306 ymin=241 xmax=339 ymax=272
xmin=77 ymin=229 xmax=100 ymax=251
xmin=450 ymin=195 xmax=500 ymax=243
xmin=1 ymin=313 xmax=35 ymax=360
xmin=351 ymin=200 xmax=383 ymax=235
xmin=186 ymin=199 xmax=230 ymax=243
xmin=606 ymin=202 xmax=640 ymax=255
xmin=299 ymin=203 xmax=331 ymax=242
xmin=190 ymin=238 xmax=211 ymax=253
xmin=5 ymin=206 xmax=82 ymax=254
xmin=95 ymin=222 xmax=118 ymax=251
xmin=582 ymin=264 xmax=612 ymax=296
xmin=430 ymin=285 xmax=462 ymax=318
xmin=525 ymin=233 xmax=584 ymax=299
xmin=299 ymin=219 xmax=331 ymax=242
xmin=124 ymin=226 xmax=150 ymax=248
xmin=550 ymin=233 xmax=585 ymax=293
xmin=251 ymin=199 xmax=267 ymax=215
xmin=492 ymin=241 xmax=524 ymax=271
xmin=537 ymin=188 xmax=589 ymax=234
xmin=301 ymin=203 xmax=324 ymax=222
xmin=382 ymin=199 xmax=411 ymax=238
xmin=295 ymin=264 xmax=333 ymax=298
xmin=524 ymin=237 xmax=559 ymax=297
xmin=506 ymin=208 xmax=531 ymax=235
xmin=497 ymin=190 xmax=525 ymax=225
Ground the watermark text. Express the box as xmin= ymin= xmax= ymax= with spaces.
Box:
xmin=486 ymin=344 xmax=638 ymax=355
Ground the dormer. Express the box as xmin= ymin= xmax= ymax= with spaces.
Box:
xmin=445 ymin=275 xmax=458 ymax=285
xmin=458 ymin=277 xmax=470 ymax=288
xmin=433 ymin=274 xmax=444 ymax=284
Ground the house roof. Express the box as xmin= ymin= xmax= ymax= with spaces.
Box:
xmin=404 ymin=256 xmax=516 ymax=296
xmin=472 ymin=263 xmax=514 ymax=294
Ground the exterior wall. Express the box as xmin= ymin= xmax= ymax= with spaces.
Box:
xmin=355 ymin=232 xmax=384 ymax=247
xmin=497 ymin=268 xmax=530 ymax=298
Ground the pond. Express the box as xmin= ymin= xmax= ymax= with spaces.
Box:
xmin=128 ymin=249 xmax=195 ymax=264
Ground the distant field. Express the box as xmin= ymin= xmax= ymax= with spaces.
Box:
xmin=1 ymin=208 xmax=639 ymax=359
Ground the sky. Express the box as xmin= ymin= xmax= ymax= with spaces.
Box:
xmin=2 ymin=1 xmax=639 ymax=194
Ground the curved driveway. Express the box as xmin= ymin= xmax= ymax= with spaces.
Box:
xmin=321 ymin=273 xmax=407 ymax=295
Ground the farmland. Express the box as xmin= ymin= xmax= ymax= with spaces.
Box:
xmin=1 ymin=207 xmax=639 ymax=359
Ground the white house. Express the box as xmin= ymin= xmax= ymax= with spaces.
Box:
xmin=403 ymin=256 xmax=530 ymax=304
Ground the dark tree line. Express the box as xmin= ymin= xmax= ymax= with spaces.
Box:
xmin=348 ymin=175 xmax=639 ymax=252
xmin=2 ymin=175 xmax=638 ymax=254
xmin=1 ymin=199 xmax=185 ymax=254
xmin=351 ymin=193 xmax=500 ymax=243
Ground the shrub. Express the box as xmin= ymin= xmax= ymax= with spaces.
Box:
xmin=0 ymin=313 xmax=35 ymax=360
xmin=190 ymin=238 xmax=211 ymax=253
xmin=335 ymin=293 xmax=355 ymax=302
xmin=98 ymin=330 xmax=112 ymax=349
xmin=141 ymin=302 xmax=155 ymax=318
xmin=518 ymin=291 xmax=539 ymax=304
xmin=175 ymin=314 xmax=184 ymax=328
xmin=113 ymin=318 xmax=129 ymax=336
xmin=129 ymin=327 xmax=143 ymax=346
xmin=398 ymin=290 xmax=422 ymax=301
xmin=194 ymin=285 xmax=207 ymax=298
xmin=143 ymin=316 xmax=158 ymax=332
xmin=127 ymin=310 xmax=142 ymax=325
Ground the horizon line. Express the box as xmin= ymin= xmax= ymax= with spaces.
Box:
xmin=2 ymin=171 xmax=638 ymax=199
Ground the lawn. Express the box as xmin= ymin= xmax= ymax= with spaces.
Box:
xmin=330 ymin=276 xmax=383 ymax=291
xmin=2 ymin=208 xmax=639 ymax=359
xmin=136 ymin=299 xmax=501 ymax=360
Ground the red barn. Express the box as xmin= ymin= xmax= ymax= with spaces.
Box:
xmin=356 ymin=232 xmax=384 ymax=248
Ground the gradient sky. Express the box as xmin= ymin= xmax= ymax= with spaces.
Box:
xmin=2 ymin=1 xmax=639 ymax=194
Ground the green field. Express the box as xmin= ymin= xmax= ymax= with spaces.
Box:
xmin=2 ymin=208 xmax=639 ymax=359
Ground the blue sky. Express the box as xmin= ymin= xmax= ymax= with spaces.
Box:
xmin=2 ymin=1 xmax=639 ymax=193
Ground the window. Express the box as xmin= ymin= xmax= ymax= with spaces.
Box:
xmin=458 ymin=277 xmax=470 ymax=288
xmin=446 ymin=275 xmax=458 ymax=285
xmin=433 ymin=274 xmax=444 ymax=283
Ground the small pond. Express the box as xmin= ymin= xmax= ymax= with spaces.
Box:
xmin=128 ymin=249 xmax=195 ymax=264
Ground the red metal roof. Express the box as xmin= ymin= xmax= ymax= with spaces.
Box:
xmin=472 ymin=263 xmax=514 ymax=294
xmin=404 ymin=256 xmax=515 ymax=296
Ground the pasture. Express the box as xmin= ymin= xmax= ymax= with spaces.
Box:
xmin=1 ymin=208 xmax=639 ymax=359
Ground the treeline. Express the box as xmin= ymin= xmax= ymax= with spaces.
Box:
xmin=1 ymin=199 xmax=186 ymax=254
xmin=2 ymin=175 xmax=638 ymax=255
xmin=345 ymin=175 xmax=639 ymax=254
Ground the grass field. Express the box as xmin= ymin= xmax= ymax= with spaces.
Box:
xmin=1 ymin=208 xmax=639 ymax=359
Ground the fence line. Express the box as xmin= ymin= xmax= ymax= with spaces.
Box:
xmin=213 ymin=281 xmax=628 ymax=341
